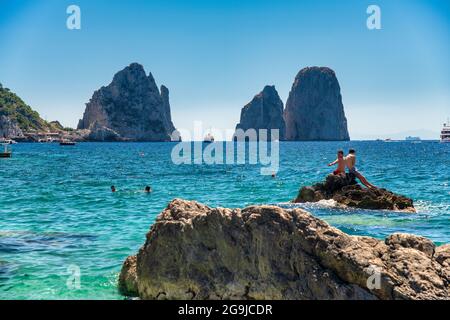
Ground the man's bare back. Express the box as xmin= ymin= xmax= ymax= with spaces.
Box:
xmin=345 ymin=154 xmax=356 ymax=170
xmin=345 ymin=150 xmax=376 ymax=189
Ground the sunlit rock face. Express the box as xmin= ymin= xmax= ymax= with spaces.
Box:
xmin=284 ymin=67 xmax=350 ymax=141
xmin=77 ymin=63 xmax=177 ymax=141
xmin=235 ymin=85 xmax=286 ymax=140
xmin=119 ymin=199 xmax=448 ymax=300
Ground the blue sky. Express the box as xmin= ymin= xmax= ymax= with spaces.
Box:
xmin=0 ymin=0 xmax=449 ymax=139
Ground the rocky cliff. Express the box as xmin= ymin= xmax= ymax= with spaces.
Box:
xmin=284 ymin=67 xmax=350 ymax=141
xmin=77 ymin=63 xmax=177 ymax=141
xmin=119 ymin=199 xmax=448 ymax=300
xmin=0 ymin=84 xmax=55 ymax=137
xmin=294 ymin=174 xmax=416 ymax=212
xmin=234 ymin=86 xmax=286 ymax=140
xmin=0 ymin=115 xmax=23 ymax=138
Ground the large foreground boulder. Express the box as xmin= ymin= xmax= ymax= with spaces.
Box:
xmin=294 ymin=174 xmax=415 ymax=212
xmin=119 ymin=199 xmax=448 ymax=300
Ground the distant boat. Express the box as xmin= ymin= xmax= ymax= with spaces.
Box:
xmin=203 ymin=133 xmax=214 ymax=143
xmin=441 ymin=120 xmax=450 ymax=143
xmin=0 ymin=144 xmax=12 ymax=158
xmin=60 ymin=139 xmax=76 ymax=146
xmin=0 ymin=139 xmax=17 ymax=144
xmin=405 ymin=136 xmax=421 ymax=141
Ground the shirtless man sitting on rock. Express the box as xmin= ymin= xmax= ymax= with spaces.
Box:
xmin=345 ymin=149 xmax=376 ymax=189
xmin=328 ymin=150 xmax=346 ymax=175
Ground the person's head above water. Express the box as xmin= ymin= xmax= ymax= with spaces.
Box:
xmin=111 ymin=186 xmax=116 ymax=192
xmin=145 ymin=186 xmax=152 ymax=193
xmin=349 ymin=149 xmax=356 ymax=155
xmin=337 ymin=150 xmax=344 ymax=158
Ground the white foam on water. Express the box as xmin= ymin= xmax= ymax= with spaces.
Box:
xmin=316 ymin=199 xmax=339 ymax=208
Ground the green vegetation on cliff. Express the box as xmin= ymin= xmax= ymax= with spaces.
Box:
xmin=0 ymin=83 xmax=56 ymax=132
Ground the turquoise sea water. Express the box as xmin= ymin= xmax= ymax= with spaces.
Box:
xmin=0 ymin=141 xmax=449 ymax=299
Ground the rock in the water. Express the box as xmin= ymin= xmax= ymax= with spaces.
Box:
xmin=77 ymin=63 xmax=177 ymax=141
xmin=234 ymin=85 xmax=286 ymax=140
xmin=119 ymin=255 xmax=138 ymax=296
xmin=119 ymin=199 xmax=448 ymax=300
xmin=294 ymin=174 xmax=415 ymax=212
xmin=284 ymin=67 xmax=350 ymax=141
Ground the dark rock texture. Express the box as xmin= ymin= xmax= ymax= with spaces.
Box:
xmin=234 ymin=86 xmax=286 ymax=140
xmin=284 ymin=67 xmax=350 ymax=141
xmin=293 ymin=174 xmax=415 ymax=212
xmin=119 ymin=199 xmax=448 ymax=300
xmin=77 ymin=63 xmax=177 ymax=141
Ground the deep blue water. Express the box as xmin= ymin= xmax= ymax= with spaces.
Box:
xmin=0 ymin=141 xmax=449 ymax=299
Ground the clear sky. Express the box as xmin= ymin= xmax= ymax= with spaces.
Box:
xmin=0 ymin=0 xmax=449 ymax=139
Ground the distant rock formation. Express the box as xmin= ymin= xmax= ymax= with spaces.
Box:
xmin=284 ymin=67 xmax=350 ymax=141
xmin=77 ymin=63 xmax=177 ymax=141
xmin=234 ymin=86 xmax=286 ymax=140
xmin=119 ymin=199 xmax=448 ymax=300
xmin=294 ymin=174 xmax=415 ymax=212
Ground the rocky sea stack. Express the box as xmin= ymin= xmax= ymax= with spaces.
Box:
xmin=294 ymin=174 xmax=415 ymax=212
xmin=119 ymin=199 xmax=448 ymax=300
xmin=284 ymin=67 xmax=350 ymax=141
xmin=77 ymin=63 xmax=177 ymax=141
xmin=235 ymin=85 xmax=286 ymax=140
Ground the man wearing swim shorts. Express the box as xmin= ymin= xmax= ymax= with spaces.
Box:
xmin=328 ymin=150 xmax=346 ymax=175
xmin=345 ymin=149 xmax=376 ymax=189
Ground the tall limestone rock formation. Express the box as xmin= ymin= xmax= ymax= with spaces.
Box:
xmin=284 ymin=67 xmax=350 ymax=141
xmin=235 ymin=85 xmax=286 ymax=140
xmin=77 ymin=63 xmax=177 ymax=141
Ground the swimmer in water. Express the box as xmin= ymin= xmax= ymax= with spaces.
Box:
xmin=144 ymin=186 xmax=152 ymax=193
xmin=111 ymin=186 xmax=116 ymax=192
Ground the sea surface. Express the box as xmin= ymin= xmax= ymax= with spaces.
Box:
xmin=0 ymin=141 xmax=449 ymax=299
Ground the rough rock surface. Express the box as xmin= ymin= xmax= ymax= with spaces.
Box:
xmin=284 ymin=67 xmax=350 ymax=141
xmin=119 ymin=199 xmax=448 ymax=300
xmin=77 ymin=63 xmax=177 ymax=141
xmin=87 ymin=122 xmax=122 ymax=141
xmin=0 ymin=115 xmax=23 ymax=138
xmin=294 ymin=174 xmax=415 ymax=212
xmin=234 ymin=86 xmax=286 ymax=140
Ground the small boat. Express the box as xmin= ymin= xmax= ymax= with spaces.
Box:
xmin=0 ymin=144 xmax=12 ymax=158
xmin=203 ymin=133 xmax=215 ymax=143
xmin=60 ymin=139 xmax=76 ymax=146
xmin=0 ymin=139 xmax=17 ymax=144
xmin=441 ymin=120 xmax=450 ymax=143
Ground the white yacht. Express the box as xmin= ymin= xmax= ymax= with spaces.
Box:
xmin=405 ymin=136 xmax=421 ymax=141
xmin=0 ymin=138 xmax=17 ymax=144
xmin=441 ymin=120 xmax=450 ymax=143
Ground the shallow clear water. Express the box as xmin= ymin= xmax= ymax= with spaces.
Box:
xmin=0 ymin=141 xmax=449 ymax=299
